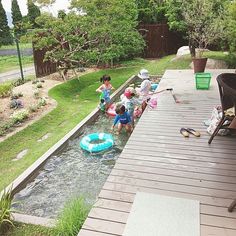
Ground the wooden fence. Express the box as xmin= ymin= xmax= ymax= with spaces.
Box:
xmin=139 ymin=24 xmax=186 ymax=58
xmin=33 ymin=24 xmax=185 ymax=77
xmin=32 ymin=46 xmax=57 ymax=78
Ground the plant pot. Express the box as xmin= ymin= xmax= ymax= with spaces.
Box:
xmin=192 ymin=58 xmax=207 ymax=73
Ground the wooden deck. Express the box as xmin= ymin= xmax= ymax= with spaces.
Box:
xmin=78 ymin=69 xmax=236 ymax=236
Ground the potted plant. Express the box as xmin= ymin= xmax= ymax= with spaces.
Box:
xmin=181 ymin=0 xmax=225 ymax=73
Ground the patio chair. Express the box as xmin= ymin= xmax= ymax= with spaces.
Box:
xmin=208 ymin=73 xmax=236 ymax=144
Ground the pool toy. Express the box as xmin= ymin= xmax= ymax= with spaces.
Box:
xmin=134 ymin=107 xmax=142 ymax=118
xmin=107 ymin=103 xmax=116 ymax=116
xmin=151 ymin=83 xmax=158 ymax=91
xmin=80 ymin=133 xmax=114 ymax=153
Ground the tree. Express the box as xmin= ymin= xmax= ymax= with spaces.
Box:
xmin=70 ymin=0 xmax=145 ymax=66
xmin=0 ymin=0 xmax=14 ymax=46
xmin=31 ymin=0 xmax=144 ymax=78
xmin=224 ymin=1 xmax=236 ymax=67
xmin=165 ymin=0 xmax=228 ymax=57
xmin=27 ymin=0 xmax=41 ymax=28
xmin=58 ymin=10 xmax=66 ymax=20
xmin=136 ymin=0 xmax=167 ymax=24
xmin=11 ymin=0 xmax=23 ymax=35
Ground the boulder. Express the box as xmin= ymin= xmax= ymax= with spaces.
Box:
xmin=176 ymin=46 xmax=190 ymax=56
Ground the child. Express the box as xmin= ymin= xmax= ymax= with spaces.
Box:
xmin=111 ymin=104 xmax=132 ymax=135
xmin=120 ymin=87 xmax=140 ymax=127
xmin=137 ymin=69 xmax=152 ymax=112
xmin=96 ymin=75 xmax=114 ymax=110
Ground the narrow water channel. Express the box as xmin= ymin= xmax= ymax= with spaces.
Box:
xmin=13 ymin=114 xmax=129 ymax=218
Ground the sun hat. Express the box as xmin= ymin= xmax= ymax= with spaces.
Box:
xmin=125 ymin=87 xmax=136 ymax=96
xmin=138 ymin=69 xmax=150 ymax=80
xmin=124 ymin=90 xmax=132 ymax=98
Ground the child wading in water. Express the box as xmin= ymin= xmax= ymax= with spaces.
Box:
xmin=96 ymin=75 xmax=114 ymax=111
xmin=120 ymin=87 xmax=140 ymax=127
xmin=111 ymin=104 xmax=132 ymax=135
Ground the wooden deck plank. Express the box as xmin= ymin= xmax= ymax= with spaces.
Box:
xmin=119 ymin=154 xmax=236 ymax=171
xmin=79 ymin=229 xmax=116 ymax=236
xmin=114 ymin=162 xmax=236 ymax=184
xmin=95 ymin=198 xmax=236 ymax=219
xmin=122 ymin=147 xmax=236 ymax=162
xmin=82 ymin=218 xmax=124 ymax=235
xmin=117 ymin=158 xmax=236 ymax=178
xmin=99 ymin=188 xmax=233 ymax=208
xmin=78 ymin=70 xmax=236 ymax=236
xmin=201 ymin=225 xmax=236 ymax=236
xmin=106 ymin=176 xmax=236 ymax=199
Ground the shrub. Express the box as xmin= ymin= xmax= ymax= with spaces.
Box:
xmin=29 ymin=104 xmax=38 ymax=113
xmin=0 ymin=83 xmax=12 ymax=98
xmin=38 ymin=97 xmax=47 ymax=107
xmin=33 ymin=89 xmax=40 ymax=98
xmin=55 ymin=197 xmax=90 ymax=236
xmin=32 ymin=79 xmax=40 ymax=84
xmin=10 ymin=109 xmax=29 ymax=124
xmin=36 ymin=82 xmax=43 ymax=88
xmin=0 ymin=121 xmax=15 ymax=136
xmin=9 ymin=99 xmax=24 ymax=109
xmin=11 ymin=92 xmax=23 ymax=100
xmin=0 ymin=186 xmax=14 ymax=234
xmin=12 ymin=79 xmax=25 ymax=87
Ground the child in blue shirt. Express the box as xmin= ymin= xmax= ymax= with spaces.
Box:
xmin=111 ymin=104 xmax=132 ymax=135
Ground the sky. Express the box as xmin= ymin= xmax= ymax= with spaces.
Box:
xmin=2 ymin=0 xmax=70 ymax=16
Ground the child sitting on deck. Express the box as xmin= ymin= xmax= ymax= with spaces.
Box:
xmin=96 ymin=75 xmax=114 ymax=110
xmin=111 ymin=104 xmax=132 ymax=135
xmin=137 ymin=69 xmax=152 ymax=112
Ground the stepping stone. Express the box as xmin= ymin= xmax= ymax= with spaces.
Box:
xmin=13 ymin=149 xmax=28 ymax=161
xmin=37 ymin=133 xmax=51 ymax=142
xmin=123 ymin=192 xmax=200 ymax=236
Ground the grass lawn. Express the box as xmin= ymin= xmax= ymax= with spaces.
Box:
xmin=2 ymin=223 xmax=55 ymax=236
xmin=0 ymin=55 xmax=33 ymax=73
xmin=0 ymin=43 xmax=32 ymax=50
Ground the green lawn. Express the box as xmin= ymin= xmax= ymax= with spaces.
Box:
xmin=0 ymin=55 xmax=33 ymax=73
xmin=0 ymin=43 xmax=32 ymax=50
xmin=2 ymin=223 xmax=54 ymax=236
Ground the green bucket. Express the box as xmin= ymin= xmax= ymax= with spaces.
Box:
xmin=195 ymin=72 xmax=211 ymax=90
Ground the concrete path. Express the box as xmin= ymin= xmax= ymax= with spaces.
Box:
xmin=0 ymin=65 xmax=35 ymax=83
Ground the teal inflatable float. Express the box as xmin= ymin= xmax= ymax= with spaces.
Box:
xmin=80 ymin=133 xmax=114 ymax=153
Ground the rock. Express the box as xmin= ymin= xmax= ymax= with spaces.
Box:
xmin=37 ymin=133 xmax=51 ymax=142
xmin=176 ymin=46 xmax=190 ymax=56
xmin=12 ymin=149 xmax=28 ymax=161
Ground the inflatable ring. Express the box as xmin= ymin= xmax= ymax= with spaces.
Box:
xmin=107 ymin=103 xmax=116 ymax=117
xmin=80 ymin=133 xmax=114 ymax=153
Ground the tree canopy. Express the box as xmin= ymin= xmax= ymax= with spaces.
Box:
xmin=27 ymin=0 xmax=41 ymax=28
xmin=11 ymin=0 xmax=23 ymax=36
xmin=0 ymin=0 xmax=13 ymax=46
xmin=32 ymin=0 xmax=144 ymax=75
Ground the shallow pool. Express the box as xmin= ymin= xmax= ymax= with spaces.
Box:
xmin=13 ymin=114 xmax=129 ymax=218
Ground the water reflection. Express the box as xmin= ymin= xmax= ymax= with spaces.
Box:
xmin=13 ymin=114 xmax=129 ymax=218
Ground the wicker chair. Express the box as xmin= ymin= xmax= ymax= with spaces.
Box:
xmin=208 ymin=73 xmax=236 ymax=144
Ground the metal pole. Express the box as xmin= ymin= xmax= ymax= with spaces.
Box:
xmin=15 ymin=35 xmax=24 ymax=81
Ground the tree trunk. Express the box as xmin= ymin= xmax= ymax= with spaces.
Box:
xmin=189 ymin=40 xmax=196 ymax=58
